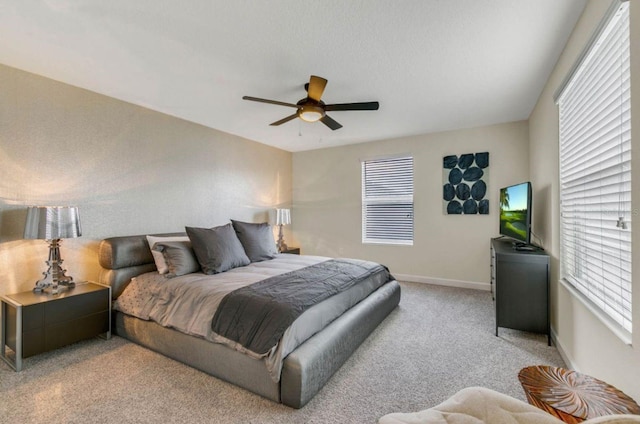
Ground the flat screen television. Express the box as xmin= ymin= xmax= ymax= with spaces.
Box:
xmin=499 ymin=181 xmax=532 ymax=245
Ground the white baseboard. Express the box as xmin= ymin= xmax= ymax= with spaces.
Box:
xmin=550 ymin=327 xmax=578 ymax=371
xmin=394 ymin=273 xmax=491 ymax=291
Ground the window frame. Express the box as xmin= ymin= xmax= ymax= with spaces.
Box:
xmin=361 ymin=155 xmax=414 ymax=246
xmin=556 ymin=0 xmax=632 ymax=343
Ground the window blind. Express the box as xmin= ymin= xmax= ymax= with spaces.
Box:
xmin=558 ymin=1 xmax=631 ymax=335
xmin=362 ymin=156 xmax=414 ymax=245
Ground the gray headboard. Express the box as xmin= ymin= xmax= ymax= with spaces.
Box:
xmin=98 ymin=232 xmax=185 ymax=299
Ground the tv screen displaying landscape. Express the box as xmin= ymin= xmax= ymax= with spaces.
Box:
xmin=499 ymin=182 xmax=530 ymax=243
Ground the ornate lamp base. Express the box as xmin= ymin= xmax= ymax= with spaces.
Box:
xmin=277 ymin=224 xmax=288 ymax=253
xmin=33 ymin=239 xmax=76 ymax=295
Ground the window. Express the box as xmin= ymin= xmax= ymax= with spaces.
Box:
xmin=362 ymin=156 xmax=414 ymax=245
xmin=557 ymin=1 xmax=631 ymax=337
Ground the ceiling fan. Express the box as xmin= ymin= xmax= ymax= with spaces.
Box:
xmin=242 ymin=75 xmax=379 ymax=130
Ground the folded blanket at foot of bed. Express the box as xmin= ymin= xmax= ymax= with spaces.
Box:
xmin=212 ymin=258 xmax=393 ymax=354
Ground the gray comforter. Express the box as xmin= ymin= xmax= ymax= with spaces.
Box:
xmin=212 ymin=258 xmax=393 ymax=354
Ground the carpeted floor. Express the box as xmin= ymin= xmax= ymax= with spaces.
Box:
xmin=0 ymin=282 xmax=564 ymax=423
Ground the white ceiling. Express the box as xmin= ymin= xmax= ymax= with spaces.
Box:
xmin=0 ymin=0 xmax=586 ymax=152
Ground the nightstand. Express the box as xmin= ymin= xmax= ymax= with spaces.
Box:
xmin=281 ymin=247 xmax=300 ymax=255
xmin=0 ymin=282 xmax=111 ymax=371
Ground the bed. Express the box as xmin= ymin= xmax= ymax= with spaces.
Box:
xmin=98 ymin=228 xmax=401 ymax=408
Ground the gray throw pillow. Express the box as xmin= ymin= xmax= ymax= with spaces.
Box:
xmin=147 ymin=235 xmax=190 ymax=274
xmin=231 ymin=220 xmax=278 ymax=262
xmin=153 ymin=241 xmax=200 ymax=278
xmin=186 ymin=224 xmax=251 ymax=274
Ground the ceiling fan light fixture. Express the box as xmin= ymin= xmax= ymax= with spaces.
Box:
xmin=298 ymin=104 xmax=324 ymax=122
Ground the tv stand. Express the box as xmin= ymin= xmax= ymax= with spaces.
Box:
xmin=490 ymin=238 xmax=550 ymax=345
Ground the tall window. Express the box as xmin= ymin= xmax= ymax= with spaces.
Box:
xmin=362 ymin=156 xmax=414 ymax=245
xmin=557 ymin=1 xmax=631 ymax=337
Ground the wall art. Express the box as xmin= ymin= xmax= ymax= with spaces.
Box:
xmin=443 ymin=152 xmax=489 ymax=214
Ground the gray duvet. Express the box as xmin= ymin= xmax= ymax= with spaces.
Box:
xmin=212 ymin=258 xmax=393 ymax=355
xmin=114 ymin=254 xmax=391 ymax=381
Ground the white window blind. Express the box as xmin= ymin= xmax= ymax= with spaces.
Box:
xmin=558 ymin=1 xmax=631 ymax=335
xmin=362 ymin=156 xmax=414 ymax=245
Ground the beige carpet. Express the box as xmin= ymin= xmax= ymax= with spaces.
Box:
xmin=0 ymin=282 xmax=564 ymax=423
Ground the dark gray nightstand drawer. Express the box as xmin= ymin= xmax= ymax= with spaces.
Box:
xmin=45 ymin=311 xmax=110 ymax=352
xmin=46 ymin=290 xmax=109 ymax=324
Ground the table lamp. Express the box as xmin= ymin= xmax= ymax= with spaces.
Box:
xmin=275 ymin=208 xmax=291 ymax=253
xmin=24 ymin=206 xmax=82 ymax=294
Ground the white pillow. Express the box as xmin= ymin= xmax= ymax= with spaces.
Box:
xmin=146 ymin=235 xmax=190 ymax=274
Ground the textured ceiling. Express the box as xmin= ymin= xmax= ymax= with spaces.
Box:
xmin=0 ymin=0 xmax=586 ymax=152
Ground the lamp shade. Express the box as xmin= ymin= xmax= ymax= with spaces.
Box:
xmin=275 ymin=208 xmax=291 ymax=226
xmin=24 ymin=206 xmax=82 ymax=240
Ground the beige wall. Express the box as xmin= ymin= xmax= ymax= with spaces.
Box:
xmin=0 ymin=64 xmax=292 ymax=296
xmin=529 ymin=0 xmax=640 ymax=401
xmin=292 ymin=121 xmax=529 ymax=287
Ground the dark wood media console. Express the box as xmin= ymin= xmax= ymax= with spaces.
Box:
xmin=490 ymin=238 xmax=550 ymax=345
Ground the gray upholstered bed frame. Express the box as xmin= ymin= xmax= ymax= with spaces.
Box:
xmin=98 ymin=233 xmax=401 ymax=408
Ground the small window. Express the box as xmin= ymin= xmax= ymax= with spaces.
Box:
xmin=362 ymin=156 xmax=414 ymax=245
xmin=557 ymin=1 xmax=631 ymax=336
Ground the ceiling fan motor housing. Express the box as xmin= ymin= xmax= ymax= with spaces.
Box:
xmin=297 ymin=99 xmax=325 ymax=122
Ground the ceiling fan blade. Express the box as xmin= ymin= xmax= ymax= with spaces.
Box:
xmin=320 ymin=115 xmax=343 ymax=130
xmin=243 ymin=96 xmax=299 ymax=109
xmin=325 ymin=101 xmax=380 ymax=111
xmin=307 ymin=75 xmax=328 ymax=102
xmin=270 ymin=113 xmax=299 ymax=126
